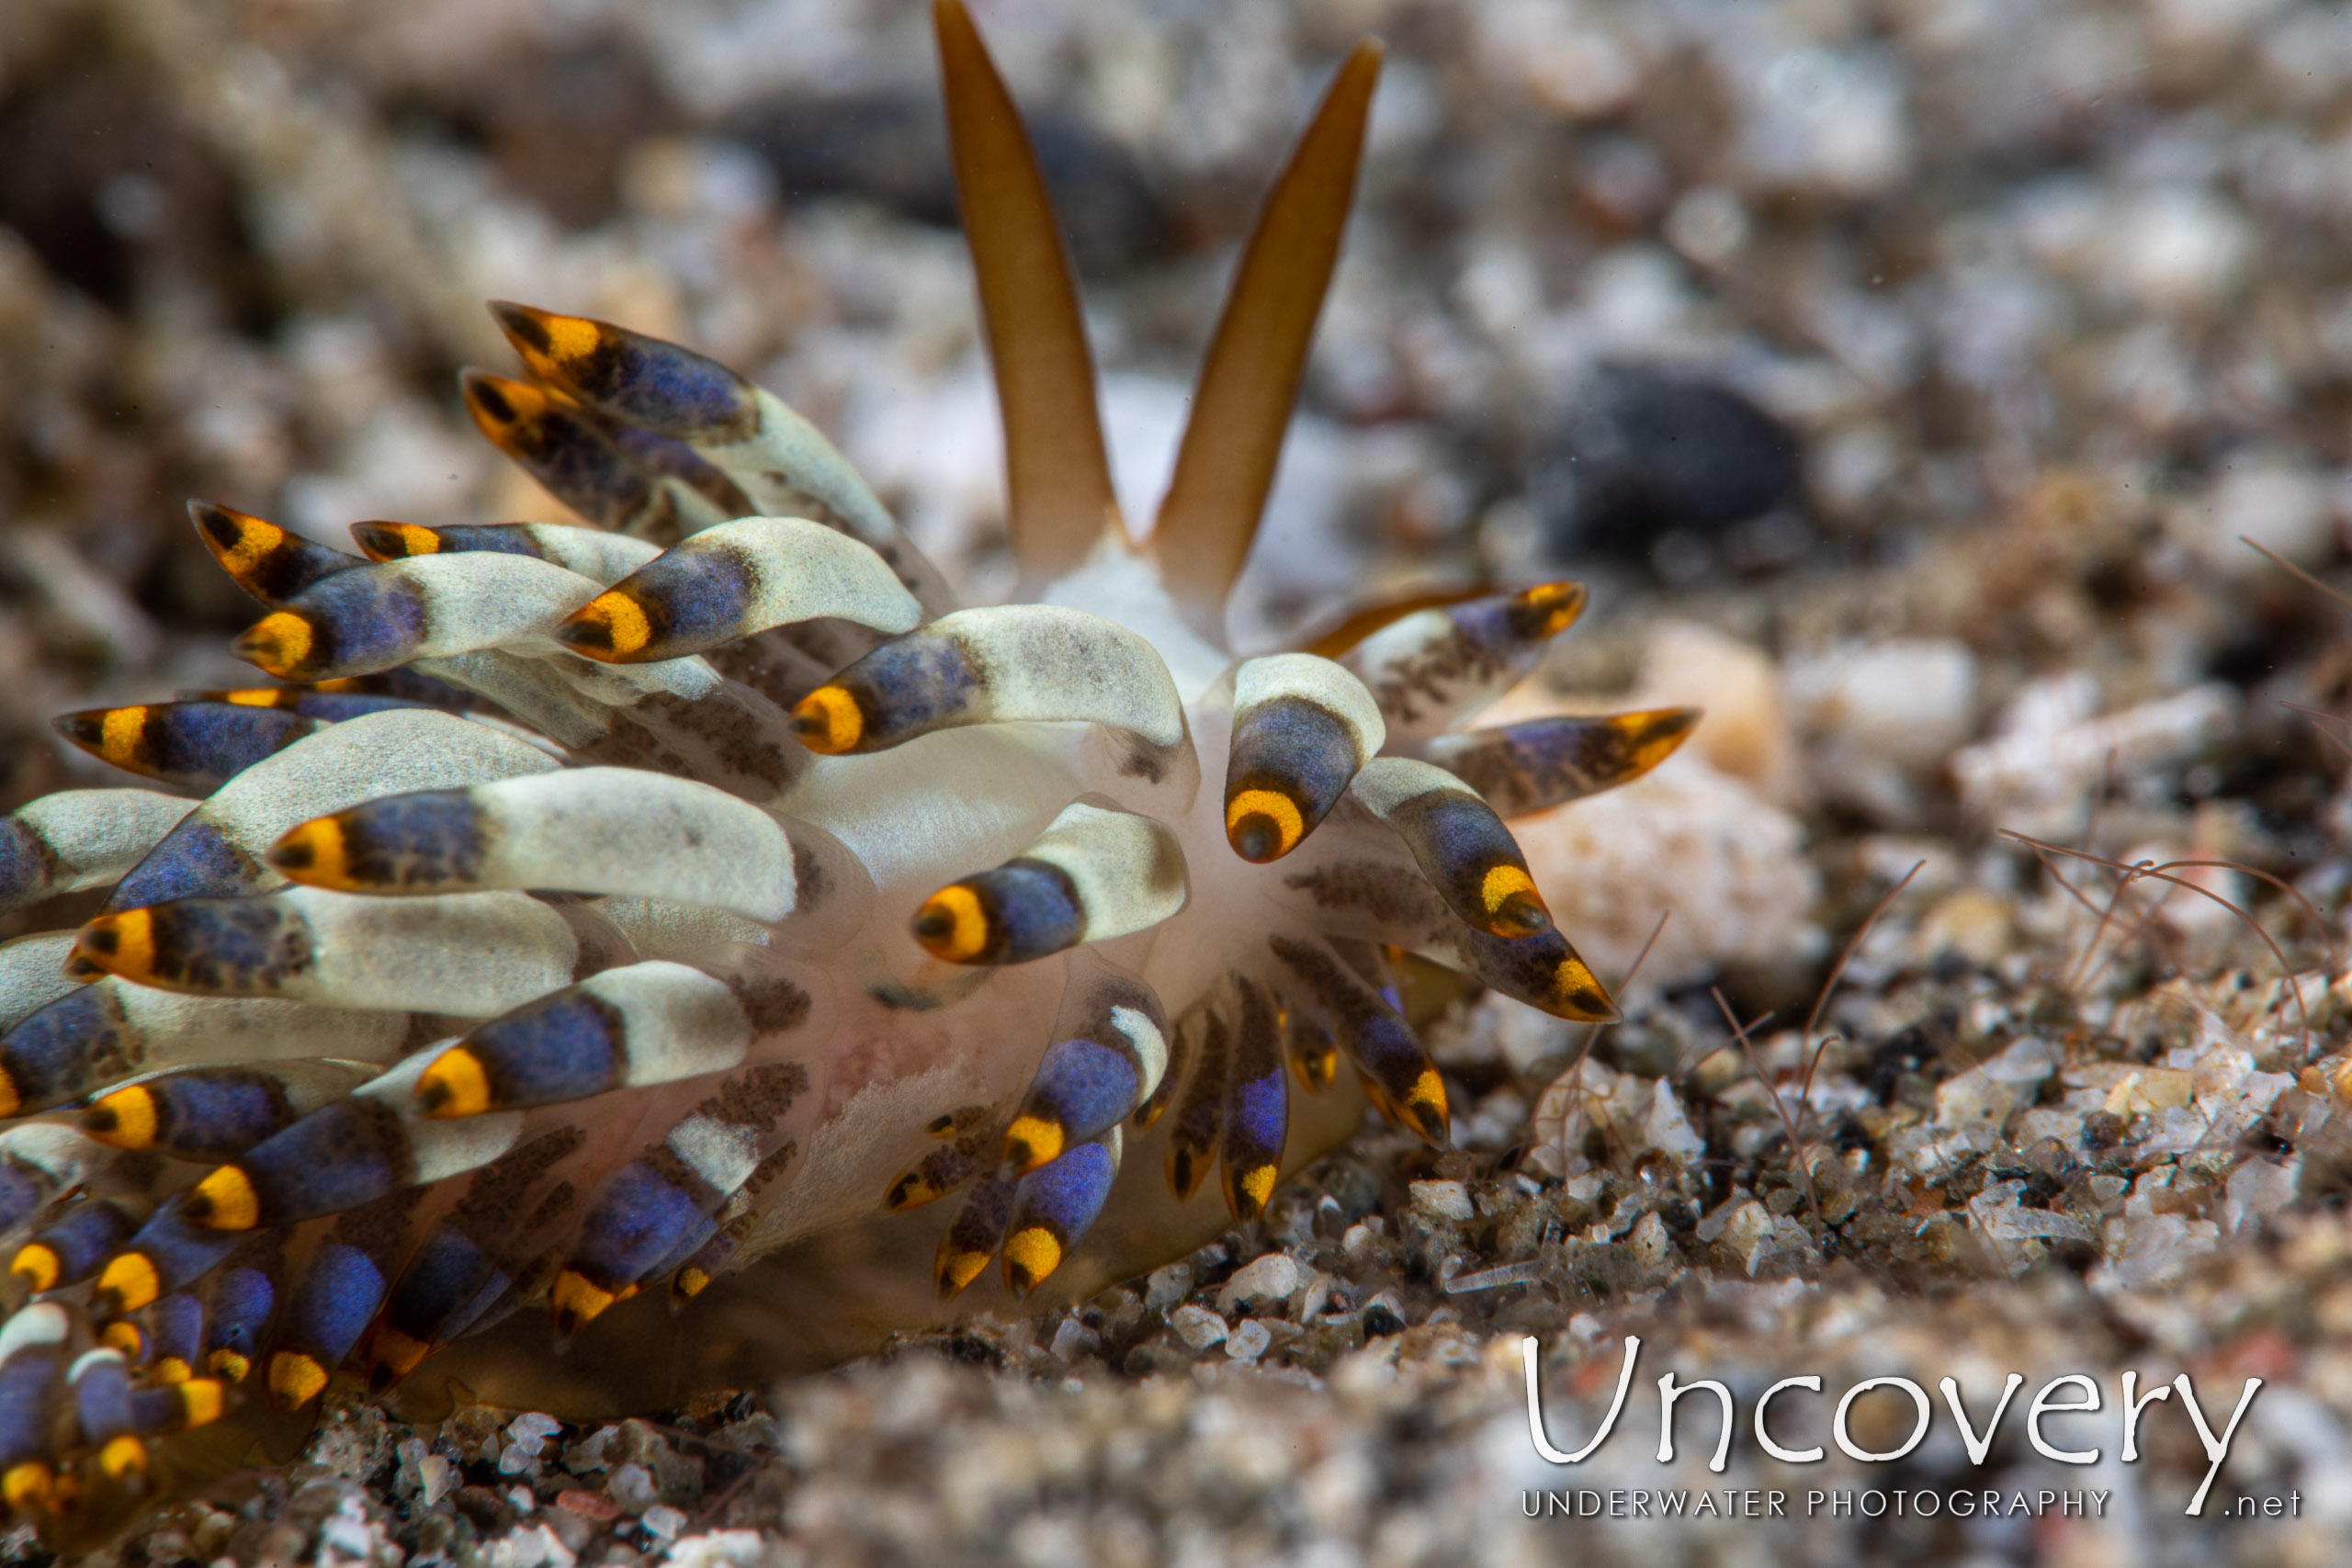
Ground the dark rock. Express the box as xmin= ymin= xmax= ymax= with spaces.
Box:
xmin=0 ymin=37 xmax=265 ymax=323
xmin=721 ymin=88 xmax=1167 ymax=274
xmin=373 ymin=39 xmax=677 ymax=231
xmin=1529 ymin=366 xmax=1804 ymax=575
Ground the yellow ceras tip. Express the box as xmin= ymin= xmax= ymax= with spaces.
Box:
xmin=1167 ymin=1145 xmax=1208 ymax=1201
xmin=1230 ymin=1162 xmax=1279 ymax=1221
xmin=365 ymin=1326 xmax=433 ymax=1392
xmin=267 ymin=1351 xmax=330 ymax=1411
xmin=2 ymin=1461 xmax=53 ymax=1513
xmin=350 ymin=520 xmax=441 ymax=560
xmin=885 ymin=1163 xmax=954 ymax=1211
xmin=1550 ymin=956 xmax=1619 ymax=1023
xmin=84 ymin=1084 xmax=159 ymax=1149
xmin=1400 ymin=1068 xmax=1450 ymax=1145
xmin=189 ymin=502 xmax=283 ymax=576
xmin=96 ymin=1252 xmax=161 ymax=1314
xmin=51 ymin=705 xmax=149 ymax=769
xmin=0 ymin=1067 xmax=19 ymax=1121
xmin=1226 ymin=788 xmax=1305 ymax=863
xmin=934 ymin=1242 xmax=993 ymax=1300
xmin=266 ymin=816 xmax=353 ymax=887
xmin=178 ymin=1378 xmax=228 ymax=1427
xmin=232 ymin=610 xmax=316 ymax=679
xmin=1478 ymin=863 xmax=1552 ymax=937
xmin=549 ymin=1269 xmax=618 ymax=1335
xmin=100 ymin=1321 xmax=146 ymax=1359
xmin=207 ymin=1349 xmax=250 ymax=1384
xmin=70 ymin=908 xmax=155 ymax=984
xmin=1512 ymin=580 xmax=1589 ymax=639
xmin=9 ymin=1244 xmax=60 ymax=1294
xmin=912 ymin=884 xmax=989 ymax=963
xmin=490 ymin=301 xmax=608 ymax=379
xmin=151 ymin=1357 xmax=191 ymax=1386
xmin=187 ymin=1165 xmax=262 ymax=1231
xmin=1001 ymin=1227 xmax=1063 ymax=1297
xmin=557 ymin=588 xmax=652 ymax=661
xmin=1003 ymin=1114 xmax=1064 ymax=1174
xmin=415 ymin=1046 xmax=493 ymax=1118
xmin=461 ymin=369 xmax=546 ymax=431
xmin=790 ymin=685 xmax=865 ymax=754
xmin=98 ymin=1435 xmax=149 ymax=1482
xmin=673 ymin=1266 xmax=711 ymax=1302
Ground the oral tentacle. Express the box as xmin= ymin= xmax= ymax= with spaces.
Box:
xmin=933 ymin=0 xmax=1124 ymax=591
xmin=1149 ymin=40 xmax=1384 ymax=630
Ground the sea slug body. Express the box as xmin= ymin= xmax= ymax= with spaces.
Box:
xmin=0 ymin=2 xmax=1693 ymax=1540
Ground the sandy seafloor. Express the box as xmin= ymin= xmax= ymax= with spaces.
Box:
xmin=9 ymin=0 xmax=2352 ymax=1562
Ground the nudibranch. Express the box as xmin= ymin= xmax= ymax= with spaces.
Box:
xmin=0 ymin=1 xmax=1694 ymax=1536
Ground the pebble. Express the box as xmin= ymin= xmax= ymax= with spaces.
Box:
xmin=1223 ymin=1320 xmax=1272 ymax=1362
xmin=609 ymin=1462 xmax=659 ymax=1514
xmin=558 ymin=1489 xmax=622 ymax=1521
xmin=1143 ymin=1262 xmax=1192 ymax=1312
xmin=1408 ymin=1179 xmax=1475 ymax=1223
xmin=2181 ymin=455 xmax=2335 ymax=574
xmin=509 ymin=1411 xmax=564 ymax=1450
xmin=1532 ymin=367 xmax=1804 ymax=570
xmin=1509 ymin=744 xmax=1823 ymax=993
xmin=662 ymin=1531 xmax=770 ymax=1568
xmin=640 ymin=1506 xmax=688 ymax=1541
xmin=1216 ymin=1253 xmax=1303 ymax=1313
xmin=1169 ymin=1303 xmax=1227 ymax=1350
xmin=1783 ymin=637 xmax=1978 ymax=773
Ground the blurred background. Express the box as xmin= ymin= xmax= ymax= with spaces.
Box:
xmin=10 ymin=4 xmax=2352 ymax=1562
